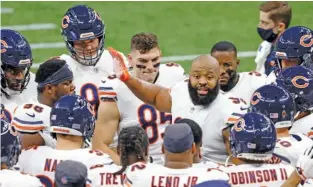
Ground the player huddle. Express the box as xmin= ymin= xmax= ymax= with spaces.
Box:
xmin=1 ymin=2 xmax=313 ymax=187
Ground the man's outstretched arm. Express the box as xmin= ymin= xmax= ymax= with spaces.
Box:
xmin=124 ymin=76 xmax=172 ymax=112
xmin=108 ymin=47 xmax=172 ymax=113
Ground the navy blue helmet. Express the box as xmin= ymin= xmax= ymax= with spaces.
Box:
xmin=61 ymin=5 xmax=105 ymax=66
xmin=275 ymin=66 xmax=313 ymax=113
xmin=1 ymin=116 xmax=21 ymax=168
xmin=275 ymin=26 xmax=313 ymax=70
xmin=230 ymin=112 xmax=276 ymax=161
xmin=249 ymin=84 xmax=296 ymax=128
xmin=50 ymin=95 xmax=95 ymax=143
xmin=1 ymin=29 xmax=32 ymax=94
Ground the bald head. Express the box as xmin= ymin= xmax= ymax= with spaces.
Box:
xmin=188 ymin=55 xmax=220 ymax=107
xmin=191 ymin=55 xmax=220 ymax=75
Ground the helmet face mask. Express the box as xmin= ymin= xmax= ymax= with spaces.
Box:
xmin=61 ymin=5 xmax=105 ymax=66
xmin=1 ymin=29 xmax=32 ymax=95
xmin=1 ymin=64 xmax=31 ymax=93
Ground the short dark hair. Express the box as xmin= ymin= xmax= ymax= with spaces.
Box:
xmin=175 ymin=118 xmax=202 ymax=145
xmin=131 ymin=32 xmax=159 ymax=54
xmin=210 ymin=41 xmax=237 ymax=56
xmin=259 ymin=1 xmax=292 ymax=28
xmin=35 ymin=58 xmax=66 ymax=93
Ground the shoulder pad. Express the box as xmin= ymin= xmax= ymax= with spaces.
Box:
xmin=12 ymin=102 xmax=51 ymax=133
xmin=98 ymin=75 xmax=119 ymax=101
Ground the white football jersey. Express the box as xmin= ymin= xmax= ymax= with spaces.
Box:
xmin=225 ymin=163 xmax=295 ymax=187
xmin=1 ymin=72 xmax=37 ymax=122
xmin=290 ymin=113 xmax=313 ymax=139
xmin=221 ymin=71 xmax=267 ymax=103
xmin=11 ymin=100 xmax=56 ymax=148
xmin=304 ymin=179 xmax=313 ymax=187
xmin=265 ymin=70 xmax=277 ymax=84
xmin=170 ymin=79 xmax=247 ymax=163
xmin=18 ymin=146 xmax=112 ymax=186
xmin=192 ymin=161 xmax=221 ymax=168
xmin=88 ymin=163 xmax=124 ymax=187
xmin=98 ymin=63 xmax=185 ymax=163
xmin=0 ymin=169 xmax=43 ymax=187
xmin=59 ymin=50 xmax=129 ymax=112
xmin=274 ymin=133 xmax=313 ymax=166
xmin=124 ymin=162 xmax=229 ymax=187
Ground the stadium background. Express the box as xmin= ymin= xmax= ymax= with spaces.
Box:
xmin=1 ymin=1 xmax=313 ymax=73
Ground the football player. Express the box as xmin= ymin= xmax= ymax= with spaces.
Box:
xmin=266 ymin=26 xmax=313 ymax=84
xmin=89 ymin=126 xmax=149 ymax=186
xmin=176 ymin=118 xmax=203 ymax=165
xmin=0 ymin=116 xmax=43 ymax=186
xmin=225 ymin=112 xmax=295 ymax=186
xmin=11 ymin=58 xmax=75 ymax=149
xmin=211 ymin=41 xmax=267 ymax=103
xmin=108 ymin=49 xmax=246 ymax=163
xmin=18 ymin=95 xmax=112 ymax=186
xmin=249 ymin=84 xmax=313 ymax=166
xmin=1 ymin=29 xmax=37 ymax=122
xmin=275 ymin=66 xmax=313 ymax=138
xmin=124 ymin=124 xmax=229 ymax=187
xmin=59 ymin=5 xmax=129 ymax=114
xmin=93 ymin=32 xmax=185 ymax=163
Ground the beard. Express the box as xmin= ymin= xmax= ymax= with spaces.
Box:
xmin=220 ymin=69 xmax=238 ymax=92
xmin=188 ymin=80 xmax=220 ymax=107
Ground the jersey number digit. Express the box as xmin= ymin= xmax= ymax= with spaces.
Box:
xmin=80 ymin=83 xmax=99 ymax=112
xmin=229 ymin=97 xmax=247 ymax=105
xmin=138 ymin=104 xmax=172 ymax=144
xmin=37 ymin=175 xmax=54 ymax=187
xmin=166 ymin=62 xmax=179 ymax=67
xmin=23 ymin=104 xmax=43 ymax=113
xmin=3 ymin=108 xmax=12 ymax=122
xmin=248 ymin=71 xmax=262 ymax=76
xmin=130 ymin=163 xmax=146 ymax=171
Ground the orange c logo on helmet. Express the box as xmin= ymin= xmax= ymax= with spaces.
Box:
xmin=250 ymin=92 xmax=261 ymax=105
xmin=291 ymin=76 xmax=309 ymax=89
xmin=62 ymin=15 xmax=70 ymax=29
xmin=233 ymin=118 xmax=246 ymax=132
xmin=300 ymin=34 xmax=313 ymax=48
xmin=1 ymin=40 xmax=8 ymax=53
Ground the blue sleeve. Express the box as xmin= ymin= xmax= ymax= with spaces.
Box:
xmin=265 ymin=50 xmax=278 ymax=76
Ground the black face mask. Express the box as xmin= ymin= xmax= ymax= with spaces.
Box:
xmin=257 ymin=27 xmax=278 ymax=43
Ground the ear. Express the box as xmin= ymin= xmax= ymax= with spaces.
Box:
xmin=236 ymin=58 xmax=240 ymax=66
xmin=117 ymin=145 xmax=120 ymax=155
xmin=145 ymin=146 xmax=149 ymax=157
xmin=159 ymin=49 xmax=163 ymax=58
xmin=45 ymin=84 xmax=54 ymax=94
xmin=162 ymin=144 xmax=165 ymax=154
xmin=191 ymin=143 xmax=196 ymax=154
xmin=127 ymin=54 xmax=134 ymax=68
xmin=278 ymin=22 xmax=286 ymax=32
